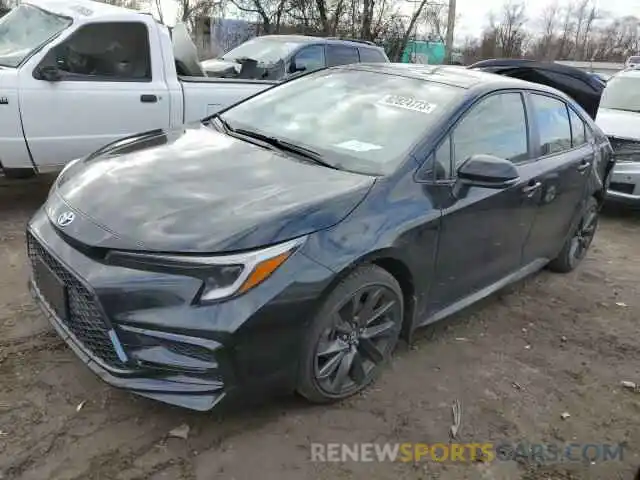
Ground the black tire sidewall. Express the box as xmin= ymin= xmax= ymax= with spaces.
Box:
xmin=296 ymin=264 xmax=404 ymax=403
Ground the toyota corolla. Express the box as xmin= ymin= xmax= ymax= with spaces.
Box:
xmin=27 ymin=64 xmax=614 ymax=411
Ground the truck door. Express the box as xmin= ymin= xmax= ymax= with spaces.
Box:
xmin=17 ymin=20 xmax=170 ymax=168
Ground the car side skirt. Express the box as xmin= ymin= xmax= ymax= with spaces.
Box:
xmin=416 ymin=258 xmax=549 ymax=329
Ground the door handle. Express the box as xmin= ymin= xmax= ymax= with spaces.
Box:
xmin=140 ymin=94 xmax=158 ymax=103
xmin=577 ymin=159 xmax=591 ymax=173
xmin=522 ymin=181 xmax=542 ymax=197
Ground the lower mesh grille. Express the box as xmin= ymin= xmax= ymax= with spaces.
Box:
xmin=27 ymin=232 xmax=127 ymax=369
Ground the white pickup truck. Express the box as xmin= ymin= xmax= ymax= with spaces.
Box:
xmin=0 ymin=0 xmax=276 ymax=178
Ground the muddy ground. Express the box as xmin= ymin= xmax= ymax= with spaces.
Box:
xmin=0 ymin=176 xmax=639 ymax=480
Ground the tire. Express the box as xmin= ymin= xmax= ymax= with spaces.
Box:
xmin=2 ymin=167 xmax=36 ymax=180
xmin=548 ymin=197 xmax=599 ymax=273
xmin=297 ymin=264 xmax=404 ymax=403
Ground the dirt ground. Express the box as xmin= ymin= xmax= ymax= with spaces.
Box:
xmin=0 ymin=175 xmax=639 ymax=480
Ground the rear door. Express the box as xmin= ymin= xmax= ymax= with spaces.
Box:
xmin=18 ymin=20 xmax=170 ymax=168
xmin=521 ymin=93 xmax=594 ymax=263
xmin=427 ymin=91 xmax=541 ymax=312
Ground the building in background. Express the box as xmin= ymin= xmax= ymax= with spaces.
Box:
xmin=401 ymin=40 xmax=445 ymax=64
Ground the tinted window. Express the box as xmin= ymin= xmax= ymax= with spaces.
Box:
xmin=531 ymin=95 xmax=572 ymax=155
xmin=568 ymin=108 xmax=587 ymax=147
xmin=40 ymin=22 xmax=151 ymax=80
xmin=359 ymin=48 xmax=387 ymax=63
xmin=291 ymin=45 xmax=325 ymax=72
xmin=326 ymin=45 xmax=359 ymax=67
xmin=221 ymin=69 xmax=464 ymax=175
xmin=452 ymin=93 xmax=528 ymax=169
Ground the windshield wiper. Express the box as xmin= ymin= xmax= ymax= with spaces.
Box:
xmin=607 ymin=107 xmax=640 ymax=113
xmin=233 ymin=127 xmax=339 ymax=170
xmin=212 ymin=115 xmax=234 ymax=133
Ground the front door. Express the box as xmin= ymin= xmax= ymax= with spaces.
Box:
xmin=521 ymin=94 xmax=593 ymax=262
xmin=18 ymin=21 xmax=170 ymax=168
xmin=428 ymin=91 xmax=540 ymax=313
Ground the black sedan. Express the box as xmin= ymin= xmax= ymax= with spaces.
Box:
xmin=27 ymin=64 xmax=615 ymax=411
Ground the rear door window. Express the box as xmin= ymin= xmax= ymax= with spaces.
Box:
xmin=530 ymin=94 xmax=572 ymax=155
xmin=326 ymin=45 xmax=359 ymax=67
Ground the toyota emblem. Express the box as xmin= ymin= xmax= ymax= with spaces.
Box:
xmin=57 ymin=211 xmax=75 ymax=227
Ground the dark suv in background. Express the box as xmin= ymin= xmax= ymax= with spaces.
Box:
xmin=200 ymin=35 xmax=389 ymax=81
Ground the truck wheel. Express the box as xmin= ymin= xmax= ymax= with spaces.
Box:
xmin=3 ymin=168 xmax=36 ymax=180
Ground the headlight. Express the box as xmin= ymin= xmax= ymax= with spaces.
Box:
xmin=105 ymin=236 xmax=306 ymax=302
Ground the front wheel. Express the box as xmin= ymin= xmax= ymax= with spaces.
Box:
xmin=297 ymin=265 xmax=403 ymax=403
xmin=548 ymin=197 xmax=599 ymax=273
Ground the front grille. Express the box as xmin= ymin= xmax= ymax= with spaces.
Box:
xmin=27 ymin=233 xmax=127 ymax=369
xmin=609 ymin=182 xmax=635 ymax=195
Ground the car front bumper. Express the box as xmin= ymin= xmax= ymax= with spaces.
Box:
xmin=26 ymin=209 xmax=334 ymax=411
xmin=606 ymin=161 xmax=640 ymax=207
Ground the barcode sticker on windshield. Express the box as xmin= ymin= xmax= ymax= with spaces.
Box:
xmin=378 ymin=94 xmax=437 ymax=114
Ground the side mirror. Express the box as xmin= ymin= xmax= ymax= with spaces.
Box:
xmin=289 ymin=60 xmax=306 ymax=74
xmin=37 ymin=65 xmax=62 ymax=82
xmin=456 ymin=154 xmax=519 ymax=189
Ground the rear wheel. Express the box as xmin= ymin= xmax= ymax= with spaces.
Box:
xmin=297 ymin=265 xmax=403 ymax=403
xmin=548 ymin=197 xmax=599 ymax=273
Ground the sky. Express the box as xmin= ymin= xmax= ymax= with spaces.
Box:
xmin=454 ymin=0 xmax=640 ymax=41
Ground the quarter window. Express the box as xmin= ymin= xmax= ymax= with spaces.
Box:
xmin=452 ymin=93 xmax=528 ymax=170
xmin=359 ymin=48 xmax=387 ymax=63
xmin=39 ymin=22 xmax=151 ymax=81
xmin=531 ymin=94 xmax=572 ymax=155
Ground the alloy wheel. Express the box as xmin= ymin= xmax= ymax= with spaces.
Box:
xmin=313 ymin=284 xmax=401 ymax=397
xmin=569 ymin=205 xmax=598 ymax=266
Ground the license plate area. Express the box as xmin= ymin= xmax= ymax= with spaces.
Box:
xmin=34 ymin=257 xmax=68 ymax=320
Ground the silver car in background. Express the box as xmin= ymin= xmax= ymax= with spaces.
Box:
xmin=595 ymin=69 xmax=640 ymax=207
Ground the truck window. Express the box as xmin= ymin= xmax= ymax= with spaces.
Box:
xmin=39 ymin=22 xmax=151 ymax=81
xmin=359 ymin=48 xmax=387 ymax=63
xmin=291 ymin=45 xmax=325 ymax=73
xmin=326 ymin=45 xmax=359 ymax=67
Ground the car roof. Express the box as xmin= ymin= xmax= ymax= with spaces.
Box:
xmin=255 ymin=35 xmax=382 ymax=49
xmin=338 ymin=63 xmax=564 ymax=94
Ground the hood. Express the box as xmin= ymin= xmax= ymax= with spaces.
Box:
xmin=48 ymin=124 xmax=374 ymax=253
xmin=595 ymin=108 xmax=640 ymax=140
xmin=171 ymin=22 xmax=205 ymax=77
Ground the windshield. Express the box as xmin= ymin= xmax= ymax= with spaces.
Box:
xmin=0 ymin=4 xmax=72 ymax=68
xmin=600 ymin=76 xmax=640 ymax=112
xmin=628 ymin=56 xmax=640 ymax=63
xmin=219 ymin=69 xmax=464 ymax=175
xmin=220 ymin=37 xmax=301 ymax=64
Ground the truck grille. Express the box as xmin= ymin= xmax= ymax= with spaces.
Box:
xmin=27 ymin=233 xmax=127 ymax=370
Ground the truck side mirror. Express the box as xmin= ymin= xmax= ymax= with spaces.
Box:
xmin=37 ymin=65 xmax=63 ymax=82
